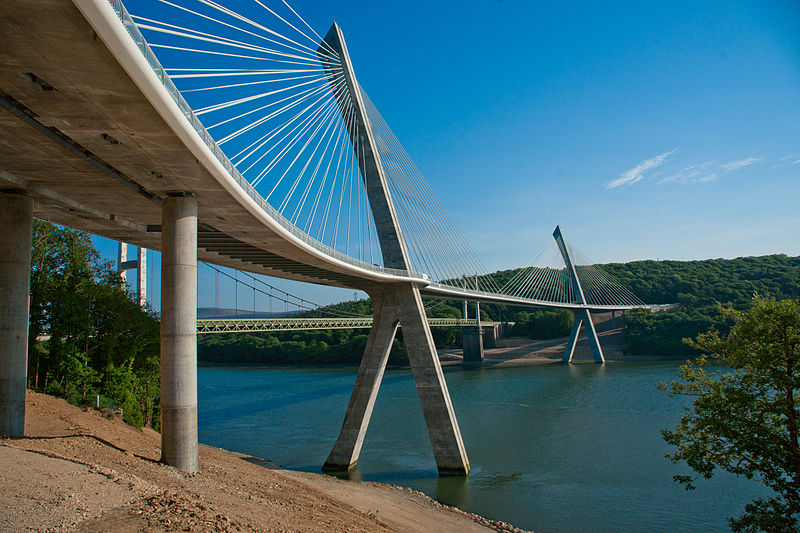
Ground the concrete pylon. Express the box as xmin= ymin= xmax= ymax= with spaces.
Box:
xmin=137 ymin=246 xmax=147 ymax=307
xmin=553 ymin=225 xmax=604 ymax=363
xmin=318 ymin=24 xmax=470 ymax=476
xmin=118 ymin=241 xmax=128 ymax=286
xmin=118 ymin=243 xmax=147 ymax=307
xmin=0 ymin=192 xmax=33 ymax=436
xmin=160 ymin=195 xmax=198 ymax=471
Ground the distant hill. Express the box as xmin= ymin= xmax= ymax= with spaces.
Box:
xmin=197 ymin=307 xmax=300 ymax=320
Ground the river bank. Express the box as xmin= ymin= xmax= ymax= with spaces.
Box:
xmin=0 ymin=391 xmax=526 ymax=533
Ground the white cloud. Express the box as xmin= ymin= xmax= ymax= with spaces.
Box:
xmin=719 ymin=157 xmax=761 ymax=173
xmin=606 ymin=149 xmax=678 ymax=189
xmin=660 ymin=162 xmax=715 ymax=184
xmin=770 ymin=156 xmax=800 ymax=169
xmin=661 ymin=157 xmax=761 ymax=184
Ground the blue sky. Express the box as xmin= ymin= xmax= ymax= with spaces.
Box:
xmin=97 ymin=0 xmax=800 ymax=309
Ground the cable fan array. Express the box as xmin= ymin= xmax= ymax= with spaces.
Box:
xmin=569 ymin=244 xmax=645 ymax=307
xmin=130 ymin=0 xmax=383 ymax=265
xmin=361 ymin=90 xmax=502 ymax=293
xmin=500 ymin=241 xmax=644 ymax=307
xmin=128 ymin=0 xmax=500 ymax=287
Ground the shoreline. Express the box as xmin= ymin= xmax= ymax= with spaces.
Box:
xmin=198 ymin=332 xmax=695 ymax=371
xmin=0 ymin=391 xmax=528 ymax=532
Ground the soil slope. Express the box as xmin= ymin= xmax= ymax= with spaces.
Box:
xmin=0 ymin=391 xmax=526 ymax=532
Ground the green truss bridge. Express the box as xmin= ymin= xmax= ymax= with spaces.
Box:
xmin=197 ymin=317 xmax=478 ymax=334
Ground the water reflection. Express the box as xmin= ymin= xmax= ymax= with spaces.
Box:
xmin=435 ymin=474 xmax=471 ymax=508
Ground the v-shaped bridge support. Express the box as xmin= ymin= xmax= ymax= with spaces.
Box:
xmin=318 ymin=24 xmax=469 ymax=475
xmin=553 ymin=226 xmax=605 ymax=363
xmin=322 ymin=284 xmax=469 ymax=475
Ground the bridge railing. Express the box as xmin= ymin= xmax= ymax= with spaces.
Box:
xmin=104 ymin=0 xmax=427 ymax=283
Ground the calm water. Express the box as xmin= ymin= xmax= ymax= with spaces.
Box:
xmin=198 ymin=361 xmax=764 ymax=532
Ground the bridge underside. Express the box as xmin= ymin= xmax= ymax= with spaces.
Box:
xmin=0 ymin=0 xmax=404 ymax=291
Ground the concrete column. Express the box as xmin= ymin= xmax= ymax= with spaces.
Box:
xmin=137 ymin=246 xmax=147 ymax=307
xmin=323 ymin=292 xmax=398 ymax=472
xmin=399 ymin=286 xmax=470 ymax=476
xmin=482 ymin=324 xmax=497 ymax=349
xmin=160 ymin=195 xmax=198 ymax=471
xmin=562 ymin=312 xmax=583 ymax=363
xmin=0 ymin=192 xmax=32 ymax=437
xmin=462 ymin=326 xmax=484 ymax=363
xmin=117 ymin=242 xmax=128 ymax=286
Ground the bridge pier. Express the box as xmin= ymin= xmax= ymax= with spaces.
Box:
xmin=0 ymin=192 xmax=33 ymax=436
xmin=462 ymin=326 xmax=484 ymax=363
xmin=462 ymin=296 xmax=484 ymax=363
xmin=324 ymin=284 xmax=470 ymax=476
xmin=160 ymin=195 xmax=198 ymax=471
xmin=562 ymin=309 xmax=604 ymax=363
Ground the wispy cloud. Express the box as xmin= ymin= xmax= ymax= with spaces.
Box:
xmin=660 ymin=162 xmax=715 ymax=184
xmin=770 ymin=155 xmax=799 ymax=169
xmin=660 ymin=157 xmax=761 ymax=184
xmin=606 ymin=149 xmax=678 ymax=189
xmin=719 ymin=157 xmax=761 ymax=172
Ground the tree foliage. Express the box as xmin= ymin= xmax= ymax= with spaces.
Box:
xmin=28 ymin=221 xmax=160 ymax=428
xmin=199 ymin=330 xmax=407 ymax=365
xmin=609 ymin=255 xmax=800 ymax=355
xmin=513 ymin=309 xmax=572 ymax=339
xmin=660 ymin=296 xmax=800 ymax=531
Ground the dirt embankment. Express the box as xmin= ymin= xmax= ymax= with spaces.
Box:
xmin=0 ymin=391 xmax=527 ymax=533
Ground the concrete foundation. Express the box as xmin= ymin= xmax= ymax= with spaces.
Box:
xmin=462 ymin=327 xmax=484 ymax=363
xmin=160 ymin=195 xmax=198 ymax=471
xmin=482 ymin=324 xmax=499 ymax=349
xmin=0 ymin=192 xmax=32 ymax=436
xmin=325 ymin=285 xmax=470 ymax=476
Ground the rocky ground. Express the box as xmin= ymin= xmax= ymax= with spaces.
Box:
xmin=0 ymin=391 xmax=528 ymax=533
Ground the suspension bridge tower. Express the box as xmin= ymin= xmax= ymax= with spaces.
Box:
xmin=118 ymin=242 xmax=147 ymax=308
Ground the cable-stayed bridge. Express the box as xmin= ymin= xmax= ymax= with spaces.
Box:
xmin=0 ymin=0 xmax=651 ymax=476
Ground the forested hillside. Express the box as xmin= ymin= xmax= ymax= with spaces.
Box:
xmin=605 ymin=255 xmax=800 ymax=354
xmin=199 ymin=254 xmax=800 ymax=362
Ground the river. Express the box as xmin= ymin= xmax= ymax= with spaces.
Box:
xmin=197 ymin=361 xmax=765 ymax=532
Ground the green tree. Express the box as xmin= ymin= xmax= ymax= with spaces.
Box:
xmin=28 ymin=220 xmax=160 ymax=428
xmin=660 ymin=296 xmax=800 ymax=531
